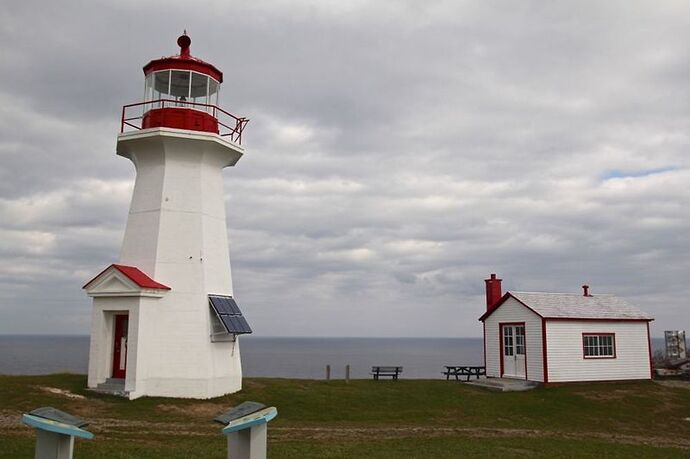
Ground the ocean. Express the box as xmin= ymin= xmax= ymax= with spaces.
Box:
xmin=0 ymin=335 xmax=665 ymax=379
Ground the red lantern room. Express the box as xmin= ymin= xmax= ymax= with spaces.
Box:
xmin=121 ymin=32 xmax=248 ymax=144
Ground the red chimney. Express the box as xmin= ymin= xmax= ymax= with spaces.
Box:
xmin=485 ymin=273 xmax=503 ymax=311
xmin=582 ymin=284 xmax=590 ymax=297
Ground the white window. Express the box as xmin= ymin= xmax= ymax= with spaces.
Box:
xmin=503 ymin=326 xmax=513 ymax=356
xmin=515 ymin=326 xmax=525 ymax=355
xmin=583 ymin=334 xmax=615 ymax=358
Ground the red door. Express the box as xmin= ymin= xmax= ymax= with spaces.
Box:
xmin=112 ymin=314 xmax=129 ymax=379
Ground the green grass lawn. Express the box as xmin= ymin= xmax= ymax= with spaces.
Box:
xmin=1 ymin=374 xmax=690 ymax=458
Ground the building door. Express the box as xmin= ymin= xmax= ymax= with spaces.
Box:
xmin=502 ymin=324 xmax=526 ymax=378
xmin=112 ymin=314 xmax=129 ymax=379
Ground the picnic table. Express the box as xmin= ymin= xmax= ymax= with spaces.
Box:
xmin=443 ymin=365 xmax=486 ymax=381
xmin=370 ymin=366 xmax=403 ymax=380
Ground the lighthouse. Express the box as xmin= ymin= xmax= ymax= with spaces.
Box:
xmin=83 ymin=33 xmax=252 ymax=399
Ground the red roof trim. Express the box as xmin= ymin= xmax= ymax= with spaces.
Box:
xmin=478 ymin=292 xmax=509 ymax=322
xmin=478 ymin=292 xmax=653 ymax=322
xmin=478 ymin=292 xmax=544 ymax=322
xmin=544 ymin=317 xmax=653 ymax=322
xmin=82 ymin=264 xmax=171 ymax=290
xmin=82 ymin=264 xmax=114 ymax=289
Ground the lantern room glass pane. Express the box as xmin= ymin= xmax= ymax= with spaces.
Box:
xmin=190 ymin=72 xmax=208 ymax=98
xmin=170 ymin=70 xmax=191 ymax=105
xmin=190 ymin=72 xmax=209 ymax=111
xmin=208 ymin=79 xmax=219 ymax=106
xmin=144 ymin=73 xmax=153 ymax=101
xmin=152 ymin=71 xmax=170 ymax=108
xmin=154 ymin=71 xmax=170 ymax=95
xmin=144 ymin=73 xmax=154 ymax=112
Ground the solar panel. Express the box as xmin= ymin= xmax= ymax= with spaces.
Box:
xmin=214 ymin=296 xmax=241 ymax=315
xmin=236 ymin=316 xmax=251 ymax=332
xmin=221 ymin=315 xmax=252 ymax=334
xmin=209 ymin=294 xmax=252 ymax=335
xmin=210 ymin=296 xmax=227 ymax=314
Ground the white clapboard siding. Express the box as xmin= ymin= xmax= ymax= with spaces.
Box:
xmin=545 ymin=321 xmax=651 ymax=382
xmin=484 ymin=297 xmax=544 ymax=382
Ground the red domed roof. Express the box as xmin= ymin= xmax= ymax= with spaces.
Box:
xmin=143 ymin=33 xmax=223 ymax=83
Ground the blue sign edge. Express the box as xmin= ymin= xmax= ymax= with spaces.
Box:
xmin=22 ymin=414 xmax=94 ymax=440
xmin=222 ymin=407 xmax=277 ymax=434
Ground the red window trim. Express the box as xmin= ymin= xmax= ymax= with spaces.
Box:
xmin=582 ymin=332 xmax=617 ymax=359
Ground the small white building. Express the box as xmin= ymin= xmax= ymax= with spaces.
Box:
xmin=479 ymin=274 xmax=654 ymax=383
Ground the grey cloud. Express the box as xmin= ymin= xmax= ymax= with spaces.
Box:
xmin=1 ymin=0 xmax=689 ymax=337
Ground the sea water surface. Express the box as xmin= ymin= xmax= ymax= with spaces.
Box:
xmin=0 ymin=335 xmax=665 ymax=379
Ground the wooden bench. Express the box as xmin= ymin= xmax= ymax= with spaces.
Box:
xmin=370 ymin=366 xmax=403 ymax=380
xmin=443 ymin=365 xmax=486 ymax=381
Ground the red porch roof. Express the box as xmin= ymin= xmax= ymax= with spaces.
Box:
xmin=83 ymin=264 xmax=170 ymax=290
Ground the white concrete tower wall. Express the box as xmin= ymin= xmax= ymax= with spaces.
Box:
xmin=116 ymin=127 xmax=244 ymax=398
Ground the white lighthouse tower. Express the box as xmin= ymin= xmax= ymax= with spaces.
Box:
xmin=83 ymin=33 xmax=252 ymax=399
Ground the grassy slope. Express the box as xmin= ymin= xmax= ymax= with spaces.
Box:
xmin=1 ymin=374 xmax=690 ymax=458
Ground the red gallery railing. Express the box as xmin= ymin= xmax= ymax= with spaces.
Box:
xmin=120 ymin=99 xmax=249 ymax=145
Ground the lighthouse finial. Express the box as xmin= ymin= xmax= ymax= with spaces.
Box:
xmin=177 ymin=31 xmax=191 ymax=58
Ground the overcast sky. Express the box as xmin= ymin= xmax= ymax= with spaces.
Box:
xmin=1 ymin=1 xmax=689 ymax=337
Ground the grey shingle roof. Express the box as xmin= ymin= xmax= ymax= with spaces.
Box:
xmin=510 ymin=291 xmax=653 ymax=320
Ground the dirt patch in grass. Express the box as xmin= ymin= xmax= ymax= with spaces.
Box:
xmin=576 ymin=383 xmax=687 ymax=417
xmin=575 ymin=389 xmax=635 ymax=401
xmin=0 ymin=410 xmax=24 ymax=431
xmin=4 ymin=410 xmax=690 ymax=451
xmin=270 ymin=426 xmax=690 ymax=449
xmin=242 ymin=379 xmax=268 ymax=390
xmin=156 ymin=403 xmax=226 ymax=418
xmin=64 ymin=398 xmax=111 ymax=420
xmin=651 ymin=391 xmax=687 ymax=414
xmin=494 ymin=446 xmax=538 ymax=455
xmin=655 ymin=380 xmax=690 ymax=390
xmin=34 ymin=386 xmax=86 ymax=400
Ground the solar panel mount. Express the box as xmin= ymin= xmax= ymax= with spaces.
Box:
xmin=209 ymin=294 xmax=252 ymax=335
